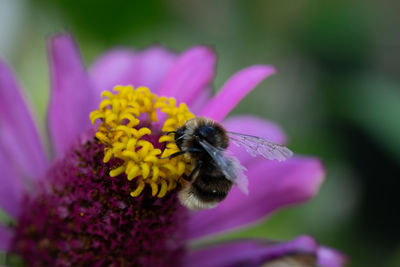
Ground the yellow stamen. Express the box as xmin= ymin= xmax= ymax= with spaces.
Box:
xmin=90 ymin=85 xmax=195 ymax=198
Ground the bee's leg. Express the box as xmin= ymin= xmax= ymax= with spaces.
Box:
xmin=160 ymin=148 xmax=202 ymax=159
xmin=182 ymin=173 xmax=191 ymax=182
xmin=183 ymin=160 xmax=202 ymax=182
xmin=162 ymin=150 xmax=186 ymax=159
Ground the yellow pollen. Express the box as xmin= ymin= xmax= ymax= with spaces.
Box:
xmin=89 ymin=85 xmax=195 ymax=198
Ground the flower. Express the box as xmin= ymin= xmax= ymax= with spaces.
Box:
xmin=0 ymin=34 xmax=347 ymax=266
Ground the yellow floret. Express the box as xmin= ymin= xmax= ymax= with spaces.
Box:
xmin=89 ymin=85 xmax=195 ymax=198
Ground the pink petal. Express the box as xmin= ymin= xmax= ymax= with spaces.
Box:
xmin=0 ymin=224 xmax=13 ymax=252
xmin=187 ymin=157 xmax=325 ymax=240
xmin=0 ymin=151 xmax=25 ymax=218
xmin=47 ymin=34 xmax=97 ymax=157
xmin=90 ymin=49 xmax=136 ymax=94
xmin=133 ymin=47 xmax=177 ymax=92
xmin=317 ymin=246 xmax=348 ymax=267
xmin=184 ymin=236 xmax=317 ymax=267
xmin=223 ymin=115 xmax=287 ymax=165
xmin=188 ymin=86 xmax=212 ymax=114
xmin=90 ymin=46 xmax=176 ymax=95
xmin=157 ymin=46 xmax=215 ymax=106
xmin=200 ymin=65 xmax=276 ymax=122
xmin=0 ymin=60 xmax=47 ymax=181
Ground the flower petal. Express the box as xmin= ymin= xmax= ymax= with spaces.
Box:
xmin=200 ymin=65 xmax=276 ymax=121
xmin=157 ymin=46 xmax=215 ymax=106
xmin=184 ymin=236 xmax=317 ymax=267
xmin=187 ymin=157 xmax=325 ymax=240
xmin=317 ymin=246 xmax=348 ymax=267
xmin=223 ymin=115 xmax=287 ymax=165
xmin=189 ymin=86 xmax=212 ymax=114
xmin=0 ymin=224 xmax=13 ymax=252
xmin=90 ymin=49 xmax=136 ymax=94
xmin=90 ymin=46 xmax=176 ymax=94
xmin=133 ymin=47 xmax=177 ymax=92
xmin=0 ymin=151 xmax=25 ymax=218
xmin=47 ymin=34 xmax=97 ymax=156
xmin=0 ymin=60 xmax=47 ymax=181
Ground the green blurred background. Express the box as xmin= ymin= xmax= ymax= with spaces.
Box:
xmin=1 ymin=0 xmax=399 ymax=266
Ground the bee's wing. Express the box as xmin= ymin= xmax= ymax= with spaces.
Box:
xmin=198 ymin=139 xmax=249 ymax=194
xmin=226 ymin=154 xmax=249 ymax=195
xmin=228 ymin=132 xmax=293 ymax=162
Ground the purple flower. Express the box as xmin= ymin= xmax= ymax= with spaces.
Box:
xmin=0 ymin=34 xmax=347 ymax=266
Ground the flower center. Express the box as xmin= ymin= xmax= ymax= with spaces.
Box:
xmin=11 ymin=139 xmax=188 ymax=266
xmin=89 ymin=86 xmax=195 ymax=198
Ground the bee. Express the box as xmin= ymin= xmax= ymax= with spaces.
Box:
xmin=166 ymin=117 xmax=293 ymax=210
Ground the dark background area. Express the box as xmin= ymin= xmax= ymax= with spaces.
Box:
xmin=1 ymin=1 xmax=399 ymax=266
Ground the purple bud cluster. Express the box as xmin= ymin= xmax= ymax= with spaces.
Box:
xmin=11 ymin=139 xmax=187 ymax=266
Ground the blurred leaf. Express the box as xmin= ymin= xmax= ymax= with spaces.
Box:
xmin=31 ymin=0 xmax=171 ymax=42
xmin=341 ymin=76 xmax=400 ymax=162
xmin=294 ymin=0 xmax=371 ymax=71
xmin=389 ymin=246 xmax=400 ymax=267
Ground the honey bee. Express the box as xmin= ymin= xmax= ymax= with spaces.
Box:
xmin=166 ymin=117 xmax=293 ymax=210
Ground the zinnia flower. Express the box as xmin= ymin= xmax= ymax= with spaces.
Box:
xmin=0 ymin=34 xmax=347 ymax=266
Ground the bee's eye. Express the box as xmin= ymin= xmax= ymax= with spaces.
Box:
xmin=198 ymin=126 xmax=214 ymax=138
xmin=176 ymin=129 xmax=185 ymax=136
